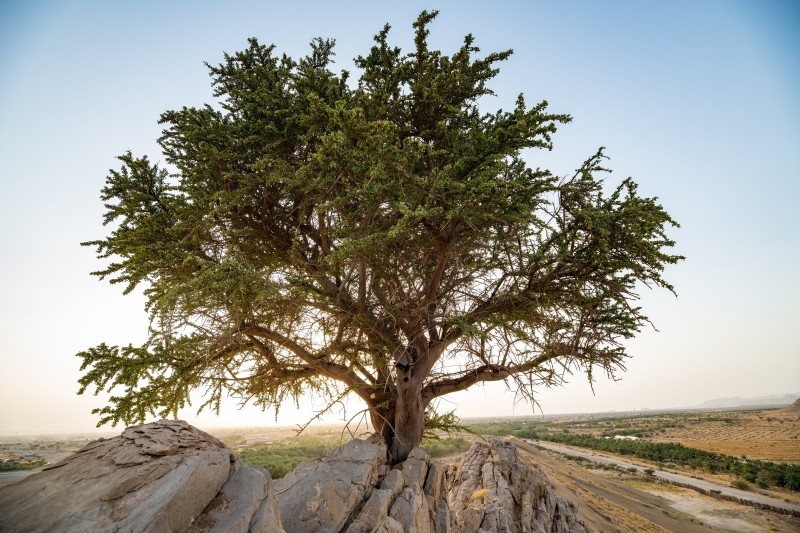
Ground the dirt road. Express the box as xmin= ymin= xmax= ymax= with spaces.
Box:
xmin=527 ymin=438 xmax=800 ymax=516
xmin=510 ymin=437 xmax=800 ymax=533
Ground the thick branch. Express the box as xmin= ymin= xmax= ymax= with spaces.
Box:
xmin=421 ymin=350 xmax=559 ymax=402
xmin=240 ymin=324 xmax=371 ymax=398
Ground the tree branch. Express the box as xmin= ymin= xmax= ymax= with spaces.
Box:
xmin=240 ymin=323 xmax=370 ymax=398
xmin=421 ymin=350 xmax=560 ymax=402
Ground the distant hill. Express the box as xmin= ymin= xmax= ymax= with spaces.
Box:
xmin=778 ymin=397 xmax=800 ymax=413
xmin=694 ymin=393 xmax=800 ymax=409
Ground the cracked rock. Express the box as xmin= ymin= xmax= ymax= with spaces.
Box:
xmin=0 ymin=422 xmax=587 ymax=533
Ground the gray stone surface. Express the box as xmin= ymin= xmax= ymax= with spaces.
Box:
xmin=0 ymin=422 xmax=587 ymax=533
xmin=274 ymin=434 xmax=388 ymax=532
xmin=186 ymin=463 xmax=284 ymax=533
xmin=446 ymin=437 xmax=587 ymax=533
xmin=0 ymin=420 xmax=228 ymax=532
xmin=276 ymin=435 xmax=586 ymax=532
xmin=0 ymin=420 xmax=283 ymax=533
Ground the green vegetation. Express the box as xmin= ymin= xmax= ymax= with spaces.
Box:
xmin=239 ymin=438 xmax=339 ymax=479
xmin=467 ymin=418 xmax=800 ymax=492
xmin=77 ymin=9 xmax=681 ymax=464
xmin=0 ymin=458 xmax=46 ymax=472
xmin=238 ymin=435 xmax=472 ymax=478
xmin=420 ymin=436 xmax=472 ymax=458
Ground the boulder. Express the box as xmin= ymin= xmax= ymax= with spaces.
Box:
xmin=0 ymin=420 xmax=283 ymax=533
xmin=447 ymin=437 xmax=587 ymax=533
xmin=0 ymin=422 xmax=586 ymax=533
xmin=274 ymin=434 xmax=388 ymax=532
xmin=186 ymin=462 xmax=284 ymax=533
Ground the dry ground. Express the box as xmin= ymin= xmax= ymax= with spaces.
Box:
xmin=534 ymin=406 xmax=800 ymax=507
xmin=513 ymin=437 xmax=800 ymax=533
xmin=554 ymin=408 xmax=800 ymax=464
xmin=652 ymin=409 xmax=800 ymax=463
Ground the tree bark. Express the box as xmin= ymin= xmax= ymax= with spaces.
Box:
xmin=368 ymin=397 xmax=395 ymax=453
xmin=388 ymin=379 xmax=425 ymax=463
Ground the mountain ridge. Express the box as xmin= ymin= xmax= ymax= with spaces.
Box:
xmin=693 ymin=392 xmax=800 ymax=409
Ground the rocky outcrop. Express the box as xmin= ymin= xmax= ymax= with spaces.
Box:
xmin=274 ymin=434 xmax=389 ymax=532
xmin=0 ymin=420 xmax=283 ymax=533
xmin=275 ymin=435 xmax=586 ymax=533
xmin=447 ymin=437 xmax=587 ymax=533
xmin=779 ymin=397 xmax=800 ymax=414
xmin=0 ymin=421 xmax=586 ymax=532
xmin=338 ymin=447 xmax=449 ymax=533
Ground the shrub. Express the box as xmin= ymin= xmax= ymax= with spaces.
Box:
xmin=421 ymin=436 xmax=472 ymax=458
xmin=731 ymin=479 xmax=749 ymax=490
xmin=238 ymin=438 xmax=339 ymax=478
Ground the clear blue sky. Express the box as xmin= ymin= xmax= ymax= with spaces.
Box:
xmin=1 ymin=0 xmax=798 ymax=433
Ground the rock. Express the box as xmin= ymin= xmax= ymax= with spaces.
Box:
xmin=0 ymin=421 xmax=586 ymax=533
xmin=779 ymin=397 xmax=800 ymax=414
xmin=387 ymin=447 xmax=433 ymax=533
xmin=446 ymin=437 xmax=587 ymax=533
xmin=187 ymin=463 xmax=284 ymax=533
xmin=276 ymin=435 xmax=586 ymax=533
xmin=345 ymin=469 xmax=405 ymax=533
xmin=0 ymin=420 xmax=283 ymax=533
xmin=274 ymin=434 xmax=388 ymax=532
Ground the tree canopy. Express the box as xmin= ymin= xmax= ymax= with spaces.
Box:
xmin=78 ymin=11 xmax=682 ymax=462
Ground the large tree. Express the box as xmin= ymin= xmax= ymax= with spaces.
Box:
xmin=79 ymin=11 xmax=681 ymax=463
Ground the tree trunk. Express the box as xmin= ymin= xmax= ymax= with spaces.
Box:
xmin=369 ymin=345 xmax=442 ymax=463
xmin=368 ymin=399 xmax=395 ymax=452
xmin=387 ymin=369 xmax=425 ymax=463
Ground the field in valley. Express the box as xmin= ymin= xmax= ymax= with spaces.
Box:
xmin=512 ymin=437 xmax=800 ymax=533
xmin=652 ymin=409 xmax=800 ymax=463
xmin=523 ymin=406 xmax=800 ymax=463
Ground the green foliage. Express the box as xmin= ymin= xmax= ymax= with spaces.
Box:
xmin=238 ymin=438 xmax=339 ymax=479
xmin=236 ymin=433 xmax=471 ymax=477
xmin=423 ymin=407 xmax=475 ymax=440
xmin=466 ymin=419 xmax=548 ymax=440
xmin=421 ymin=435 xmax=473 ymax=458
xmin=0 ymin=459 xmax=46 ymax=472
xmin=731 ymin=479 xmax=749 ymax=490
xmin=78 ymin=10 xmax=681 ymax=453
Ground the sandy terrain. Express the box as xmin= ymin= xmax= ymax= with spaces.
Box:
xmin=528 ymin=438 xmax=800 ymax=514
xmin=512 ymin=437 xmax=800 ymax=533
xmin=554 ymin=407 xmax=800 ymax=464
xmin=653 ymin=409 xmax=800 ymax=463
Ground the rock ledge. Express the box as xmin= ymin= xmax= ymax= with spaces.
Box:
xmin=0 ymin=421 xmax=586 ymax=532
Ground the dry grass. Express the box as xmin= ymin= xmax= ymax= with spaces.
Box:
xmin=470 ymin=488 xmax=489 ymax=501
xmin=651 ymin=410 xmax=800 ymax=463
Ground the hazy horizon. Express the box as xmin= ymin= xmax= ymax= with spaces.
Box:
xmin=1 ymin=390 xmax=797 ymax=437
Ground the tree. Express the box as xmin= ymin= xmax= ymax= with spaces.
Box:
xmin=78 ymin=11 xmax=682 ymax=463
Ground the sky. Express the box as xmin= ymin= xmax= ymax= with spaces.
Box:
xmin=1 ymin=0 xmax=798 ymax=434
